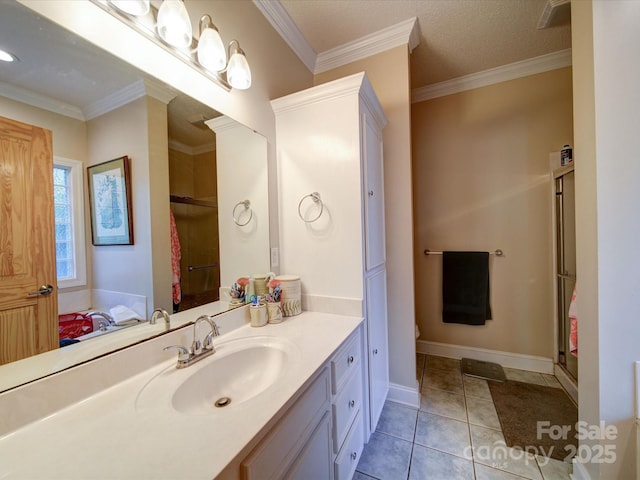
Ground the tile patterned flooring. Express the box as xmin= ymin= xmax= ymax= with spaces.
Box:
xmin=353 ymin=354 xmax=574 ymax=480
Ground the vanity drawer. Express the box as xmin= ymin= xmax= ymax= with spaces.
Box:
xmin=331 ymin=331 xmax=362 ymax=394
xmin=332 ymin=365 xmax=363 ymax=452
xmin=334 ymin=409 xmax=364 ymax=480
xmin=242 ymin=367 xmax=330 ymax=480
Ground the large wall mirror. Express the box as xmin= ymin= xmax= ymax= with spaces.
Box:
xmin=0 ymin=1 xmax=270 ymax=392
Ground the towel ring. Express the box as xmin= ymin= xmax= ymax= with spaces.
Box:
xmin=232 ymin=200 xmax=252 ymax=227
xmin=298 ymin=192 xmax=324 ymax=223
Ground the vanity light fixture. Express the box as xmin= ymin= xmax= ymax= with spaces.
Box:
xmin=109 ymin=0 xmax=149 ymax=16
xmin=102 ymin=0 xmax=251 ymax=91
xmin=156 ymin=0 xmax=192 ymax=48
xmin=0 ymin=49 xmax=18 ymax=63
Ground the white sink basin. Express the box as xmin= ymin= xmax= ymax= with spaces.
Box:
xmin=136 ymin=336 xmax=299 ymax=415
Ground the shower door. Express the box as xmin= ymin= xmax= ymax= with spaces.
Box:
xmin=555 ymin=167 xmax=577 ymax=380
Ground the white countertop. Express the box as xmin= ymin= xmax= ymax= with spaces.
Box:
xmin=0 ymin=311 xmax=362 ymax=479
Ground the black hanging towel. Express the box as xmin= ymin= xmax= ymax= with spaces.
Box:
xmin=442 ymin=252 xmax=491 ymax=325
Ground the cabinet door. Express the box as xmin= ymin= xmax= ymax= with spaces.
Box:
xmin=284 ymin=411 xmax=333 ymax=480
xmin=365 ymin=269 xmax=389 ymax=432
xmin=362 ymin=112 xmax=385 ymax=271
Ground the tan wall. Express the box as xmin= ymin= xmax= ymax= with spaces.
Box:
xmin=315 ymin=45 xmax=417 ymax=390
xmin=0 ymin=97 xmax=87 ymax=161
xmin=412 ymin=67 xmax=573 ymax=358
xmin=169 ymin=148 xmax=220 ymax=300
xmin=87 ymin=97 xmax=162 ymax=314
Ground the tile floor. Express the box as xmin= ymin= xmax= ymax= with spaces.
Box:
xmin=353 ymin=354 xmax=574 ymax=480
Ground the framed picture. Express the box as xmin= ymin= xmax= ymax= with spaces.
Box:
xmin=87 ymin=156 xmax=134 ymax=245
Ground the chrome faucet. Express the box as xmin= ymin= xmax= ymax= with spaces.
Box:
xmin=164 ymin=315 xmax=220 ymax=369
xmin=150 ymin=307 xmax=170 ymax=329
xmin=86 ymin=311 xmax=115 ymax=331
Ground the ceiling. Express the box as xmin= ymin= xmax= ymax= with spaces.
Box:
xmin=276 ymin=0 xmax=571 ymax=88
xmin=0 ymin=0 xmax=217 ymax=149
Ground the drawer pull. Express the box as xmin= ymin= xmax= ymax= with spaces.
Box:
xmin=349 ymin=399 xmax=355 ymax=408
xmin=347 ymin=355 xmax=354 ymax=364
xmin=373 ymin=348 xmax=378 ymax=355
xmin=351 ymin=451 xmax=357 ymax=461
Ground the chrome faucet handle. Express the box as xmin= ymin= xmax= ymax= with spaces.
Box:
xmin=86 ymin=311 xmax=115 ymax=326
xmin=150 ymin=307 xmax=170 ymax=327
xmin=163 ymin=345 xmax=190 ymax=362
xmin=194 ymin=315 xmax=220 ymax=352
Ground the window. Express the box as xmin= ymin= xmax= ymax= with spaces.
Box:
xmin=53 ymin=157 xmax=86 ymax=288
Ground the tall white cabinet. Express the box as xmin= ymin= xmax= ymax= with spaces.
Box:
xmin=271 ymin=72 xmax=389 ymax=440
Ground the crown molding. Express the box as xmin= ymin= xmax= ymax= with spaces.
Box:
xmin=83 ymin=78 xmax=176 ymax=120
xmin=315 ymin=17 xmax=420 ymax=74
xmin=252 ymin=0 xmax=317 ymax=72
xmin=412 ymin=48 xmax=572 ymax=103
xmin=168 ymin=139 xmax=216 ymax=156
xmin=206 ymin=115 xmax=242 ymax=133
xmin=0 ymin=81 xmax=85 ymax=120
xmin=537 ymin=0 xmax=571 ymax=29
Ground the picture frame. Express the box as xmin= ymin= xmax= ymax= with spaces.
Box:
xmin=87 ymin=156 xmax=134 ymax=246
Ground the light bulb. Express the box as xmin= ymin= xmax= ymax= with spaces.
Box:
xmin=227 ymin=44 xmax=251 ymax=90
xmin=0 ymin=49 xmax=18 ymax=62
xmin=156 ymin=0 xmax=192 ymax=49
xmin=197 ymin=15 xmax=226 ymax=72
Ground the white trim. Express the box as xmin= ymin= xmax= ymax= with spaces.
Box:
xmin=571 ymin=458 xmax=591 ymax=480
xmin=252 ymin=0 xmax=317 ymax=72
xmin=301 ymin=293 xmax=363 ymax=317
xmin=83 ymin=78 xmax=176 ymax=120
xmin=412 ymin=48 xmax=572 ymax=103
xmin=0 ymin=81 xmax=84 ymax=120
xmin=416 ymin=339 xmax=554 ymax=374
xmin=387 ymin=381 xmax=420 ymax=409
xmin=554 ymin=364 xmax=578 ymax=404
xmin=54 ymin=157 xmax=87 ymax=290
xmin=538 ymin=0 xmax=571 ymax=29
xmin=168 ymin=139 xmax=216 ymax=156
xmin=315 ymin=17 xmax=420 ymax=74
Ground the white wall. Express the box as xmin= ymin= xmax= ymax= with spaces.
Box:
xmin=208 ymin=117 xmax=270 ymax=289
xmin=573 ymin=1 xmax=640 ymax=478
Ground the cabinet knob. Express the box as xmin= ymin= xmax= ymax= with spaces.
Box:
xmin=373 ymin=348 xmax=378 ymax=355
xmin=347 ymin=355 xmax=354 ymax=364
xmin=349 ymin=399 xmax=355 ymax=408
xmin=351 ymin=452 xmax=357 ymax=461
xmin=368 ymin=190 xmax=374 ymax=197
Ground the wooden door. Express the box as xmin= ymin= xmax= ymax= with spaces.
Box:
xmin=0 ymin=115 xmax=58 ymax=365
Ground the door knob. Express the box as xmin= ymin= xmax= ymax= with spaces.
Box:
xmin=27 ymin=284 xmax=54 ymax=297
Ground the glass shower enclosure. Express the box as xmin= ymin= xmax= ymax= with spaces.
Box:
xmin=555 ymin=166 xmax=577 ymax=380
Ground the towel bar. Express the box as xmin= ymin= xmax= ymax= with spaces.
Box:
xmin=424 ymin=249 xmax=503 ymax=256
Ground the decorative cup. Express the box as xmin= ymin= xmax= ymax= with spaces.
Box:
xmin=266 ymin=302 xmax=283 ymax=324
xmin=249 ymin=303 xmax=267 ymax=327
xmin=253 ymin=272 xmax=275 ymax=297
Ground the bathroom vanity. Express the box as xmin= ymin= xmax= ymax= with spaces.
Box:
xmin=0 ymin=306 xmax=365 ymax=479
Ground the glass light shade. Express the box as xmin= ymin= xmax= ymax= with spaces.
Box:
xmin=156 ymin=0 xmax=192 ymax=48
xmin=110 ymin=0 xmax=150 ymax=16
xmin=227 ymin=49 xmax=252 ymax=90
xmin=197 ymin=27 xmax=226 ymax=72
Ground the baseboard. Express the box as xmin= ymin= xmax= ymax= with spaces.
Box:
xmin=571 ymin=459 xmax=591 ymax=480
xmin=554 ymin=364 xmax=578 ymax=404
xmin=416 ymin=340 xmax=554 ymax=374
xmin=386 ymin=381 xmax=420 ymax=409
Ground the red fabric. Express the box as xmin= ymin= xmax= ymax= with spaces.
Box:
xmin=170 ymin=210 xmax=182 ymax=305
xmin=59 ymin=313 xmax=93 ymax=339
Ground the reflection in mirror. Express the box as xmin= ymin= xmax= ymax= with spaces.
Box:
xmin=0 ymin=1 xmax=269 ymax=392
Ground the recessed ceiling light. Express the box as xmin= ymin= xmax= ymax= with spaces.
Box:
xmin=0 ymin=49 xmax=19 ymax=63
